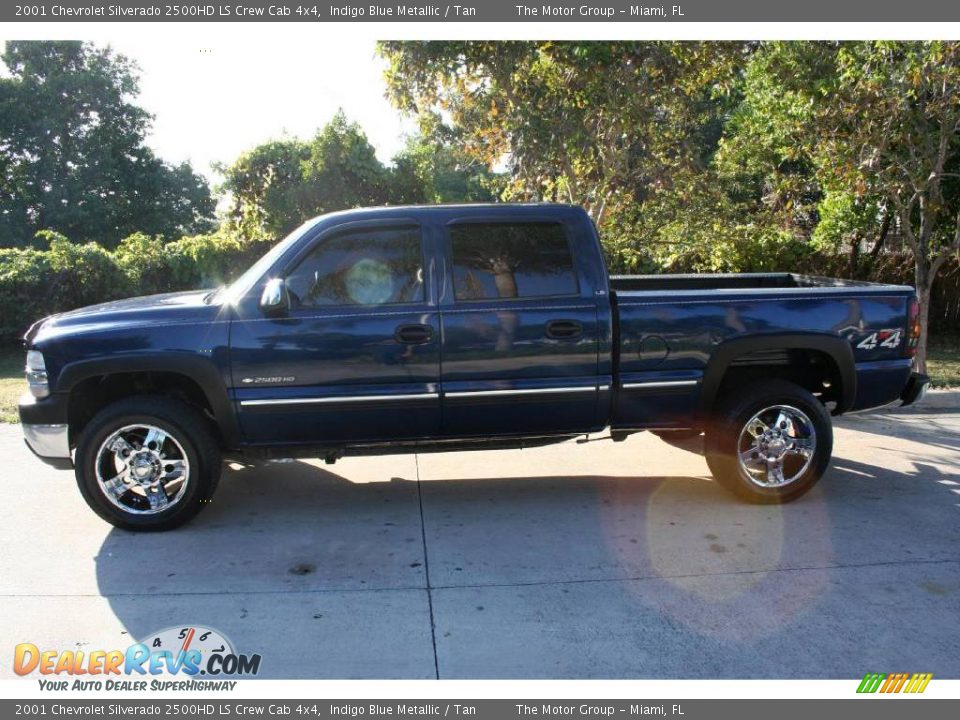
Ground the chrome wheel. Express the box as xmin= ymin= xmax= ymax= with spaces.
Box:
xmin=736 ymin=405 xmax=816 ymax=489
xmin=94 ymin=424 xmax=190 ymax=515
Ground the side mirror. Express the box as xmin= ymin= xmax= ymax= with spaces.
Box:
xmin=259 ymin=278 xmax=289 ymax=314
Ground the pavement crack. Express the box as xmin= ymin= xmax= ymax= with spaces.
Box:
xmin=427 ymin=557 xmax=960 ymax=592
xmin=5 ymin=557 xmax=955 ymax=601
xmin=415 ymin=453 xmax=440 ymax=680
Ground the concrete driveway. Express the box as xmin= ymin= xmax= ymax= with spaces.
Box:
xmin=1 ymin=393 xmax=959 ymax=679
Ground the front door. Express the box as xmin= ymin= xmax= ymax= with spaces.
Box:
xmin=230 ymin=221 xmax=441 ymax=446
xmin=438 ymin=219 xmax=601 ymax=437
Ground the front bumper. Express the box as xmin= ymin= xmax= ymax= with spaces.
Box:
xmin=900 ymin=372 xmax=930 ymax=407
xmin=22 ymin=423 xmax=72 ymax=469
xmin=19 ymin=392 xmax=73 ymax=469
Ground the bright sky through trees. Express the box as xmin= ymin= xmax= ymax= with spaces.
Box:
xmin=0 ymin=35 xmax=411 ymax=182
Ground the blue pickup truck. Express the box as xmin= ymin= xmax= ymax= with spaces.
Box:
xmin=19 ymin=204 xmax=928 ymax=530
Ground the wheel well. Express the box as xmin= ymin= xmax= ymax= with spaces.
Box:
xmin=714 ymin=348 xmax=843 ymax=411
xmin=67 ymin=372 xmax=222 ymax=447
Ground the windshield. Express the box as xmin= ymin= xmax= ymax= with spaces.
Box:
xmin=220 ymin=219 xmax=319 ymax=305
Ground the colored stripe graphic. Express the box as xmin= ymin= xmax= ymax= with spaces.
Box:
xmin=912 ymin=674 xmax=933 ymax=693
xmin=891 ymin=673 xmax=909 ymax=693
xmin=857 ymin=672 xmax=932 ymax=693
xmin=857 ymin=673 xmax=886 ymax=693
xmin=880 ymin=674 xmax=898 ymax=693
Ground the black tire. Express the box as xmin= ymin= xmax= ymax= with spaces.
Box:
xmin=74 ymin=396 xmax=222 ymax=531
xmin=704 ymin=379 xmax=832 ymax=504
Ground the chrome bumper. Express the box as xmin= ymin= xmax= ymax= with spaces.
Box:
xmin=22 ymin=423 xmax=72 ymax=468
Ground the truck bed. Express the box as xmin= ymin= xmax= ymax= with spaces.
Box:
xmin=609 ymin=272 xmax=916 ymax=430
xmin=609 ymin=272 xmax=876 ymax=292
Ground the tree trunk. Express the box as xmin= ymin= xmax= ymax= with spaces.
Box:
xmin=868 ymin=212 xmax=892 ymax=260
xmin=914 ymin=261 xmax=933 ymax=374
xmin=848 ymin=232 xmax=861 ymax=276
xmin=492 ymin=260 xmax=519 ymax=352
xmin=492 ymin=264 xmax=518 ymax=300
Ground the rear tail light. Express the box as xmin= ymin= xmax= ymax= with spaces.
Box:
xmin=905 ymin=296 xmax=921 ymax=358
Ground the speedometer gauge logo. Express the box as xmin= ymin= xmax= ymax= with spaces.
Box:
xmin=140 ymin=625 xmax=235 ymax=659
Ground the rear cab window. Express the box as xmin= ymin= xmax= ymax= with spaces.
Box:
xmin=447 ymin=222 xmax=580 ymax=301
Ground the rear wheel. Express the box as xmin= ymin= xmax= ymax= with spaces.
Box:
xmin=705 ymin=380 xmax=832 ymax=503
xmin=74 ymin=396 xmax=221 ymax=531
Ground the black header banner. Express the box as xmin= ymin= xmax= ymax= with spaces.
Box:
xmin=6 ymin=0 xmax=960 ymax=23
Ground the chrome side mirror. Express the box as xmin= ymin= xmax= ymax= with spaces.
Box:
xmin=259 ymin=278 xmax=289 ymax=313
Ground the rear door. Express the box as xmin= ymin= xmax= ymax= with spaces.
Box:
xmin=230 ymin=220 xmax=441 ymax=445
xmin=438 ymin=217 xmax=602 ymax=437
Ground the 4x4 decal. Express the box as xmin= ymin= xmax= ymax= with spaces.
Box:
xmin=856 ymin=329 xmax=902 ymax=351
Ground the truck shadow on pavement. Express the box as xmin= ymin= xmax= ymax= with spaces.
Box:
xmin=91 ymin=449 xmax=960 ymax=678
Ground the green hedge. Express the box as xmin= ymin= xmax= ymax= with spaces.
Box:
xmin=0 ymin=231 xmax=272 ymax=341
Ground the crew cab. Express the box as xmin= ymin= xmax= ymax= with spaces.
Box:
xmin=19 ymin=204 xmax=929 ymax=530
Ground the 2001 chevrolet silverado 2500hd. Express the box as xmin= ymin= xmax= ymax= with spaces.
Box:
xmin=19 ymin=204 xmax=929 ymax=530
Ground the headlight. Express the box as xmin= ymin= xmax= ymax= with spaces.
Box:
xmin=25 ymin=350 xmax=49 ymax=399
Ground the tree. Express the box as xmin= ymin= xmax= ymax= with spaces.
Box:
xmin=301 ymin=110 xmax=395 ymax=212
xmin=216 ymin=137 xmax=313 ymax=239
xmin=720 ymin=41 xmax=960 ymax=370
xmin=714 ymin=42 xmax=828 ymax=240
xmin=822 ymin=42 xmax=960 ymax=371
xmin=390 ymin=133 xmax=500 ymax=204
xmin=221 ymin=111 xmax=406 ymax=240
xmin=0 ymin=41 xmax=214 ymax=248
xmin=377 ymin=41 xmax=744 ymax=227
xmin=219 ymin=110 xmax=500 ymax=240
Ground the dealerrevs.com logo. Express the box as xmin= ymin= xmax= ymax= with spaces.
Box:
xmin=14 ymin=626 xmax=261 ymax=691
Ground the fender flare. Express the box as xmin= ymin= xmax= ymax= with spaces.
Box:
xmin=698 ymin=333 xmax=856 ymax=416
xmin=55 ymin=353 xmax=240 ymax=446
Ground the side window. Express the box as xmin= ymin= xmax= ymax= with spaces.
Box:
xmin=285 ymin=226 xmax=424 ymax=307
xmin=449 ymin=222 xmax=579 ymax=301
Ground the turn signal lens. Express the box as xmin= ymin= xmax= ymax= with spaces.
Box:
xmin=905 ymin=297 xmax=921 ymax=358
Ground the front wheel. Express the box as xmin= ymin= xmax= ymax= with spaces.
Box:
xmin=705 ymin=380 xmax=832 ymax=504
xmin=74 ymin=397 xmax=222 ymax=531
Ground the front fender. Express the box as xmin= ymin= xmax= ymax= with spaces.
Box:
xmin=55 ymin=353 xmax=240 ymax=447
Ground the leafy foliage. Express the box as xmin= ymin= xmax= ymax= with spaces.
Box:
xmin=0 ymin=246 xmax=52 ymax=340
xmin=0 ymin=230 xmax=273 ymax=341
xmin=0 ymin=231 xmax=131 ymax=339
xmin=717 ymin=41 xmax=960 ymax=368
xmin=378 ymin=41 xmax=745 ymax=226
xmin=4 ymin=39 xmax=960 ymax=368
xmin=390 ymin=135 xmax=500 ymax=204
xmin=216 ymin=138 xmax=313 ymax=240
xmin=219 ymin=110 xmax=499 ymax=240
xmin=0 ymin=41 xmax=215 ymax=248
xmin=378 ymin=41 xmax=960 ymax=367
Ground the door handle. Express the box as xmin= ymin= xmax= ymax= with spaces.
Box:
xmin=545 ymin=319 xmax=583 ymax=340
xmin=395 ymin=324 xmax=434 ymax=345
